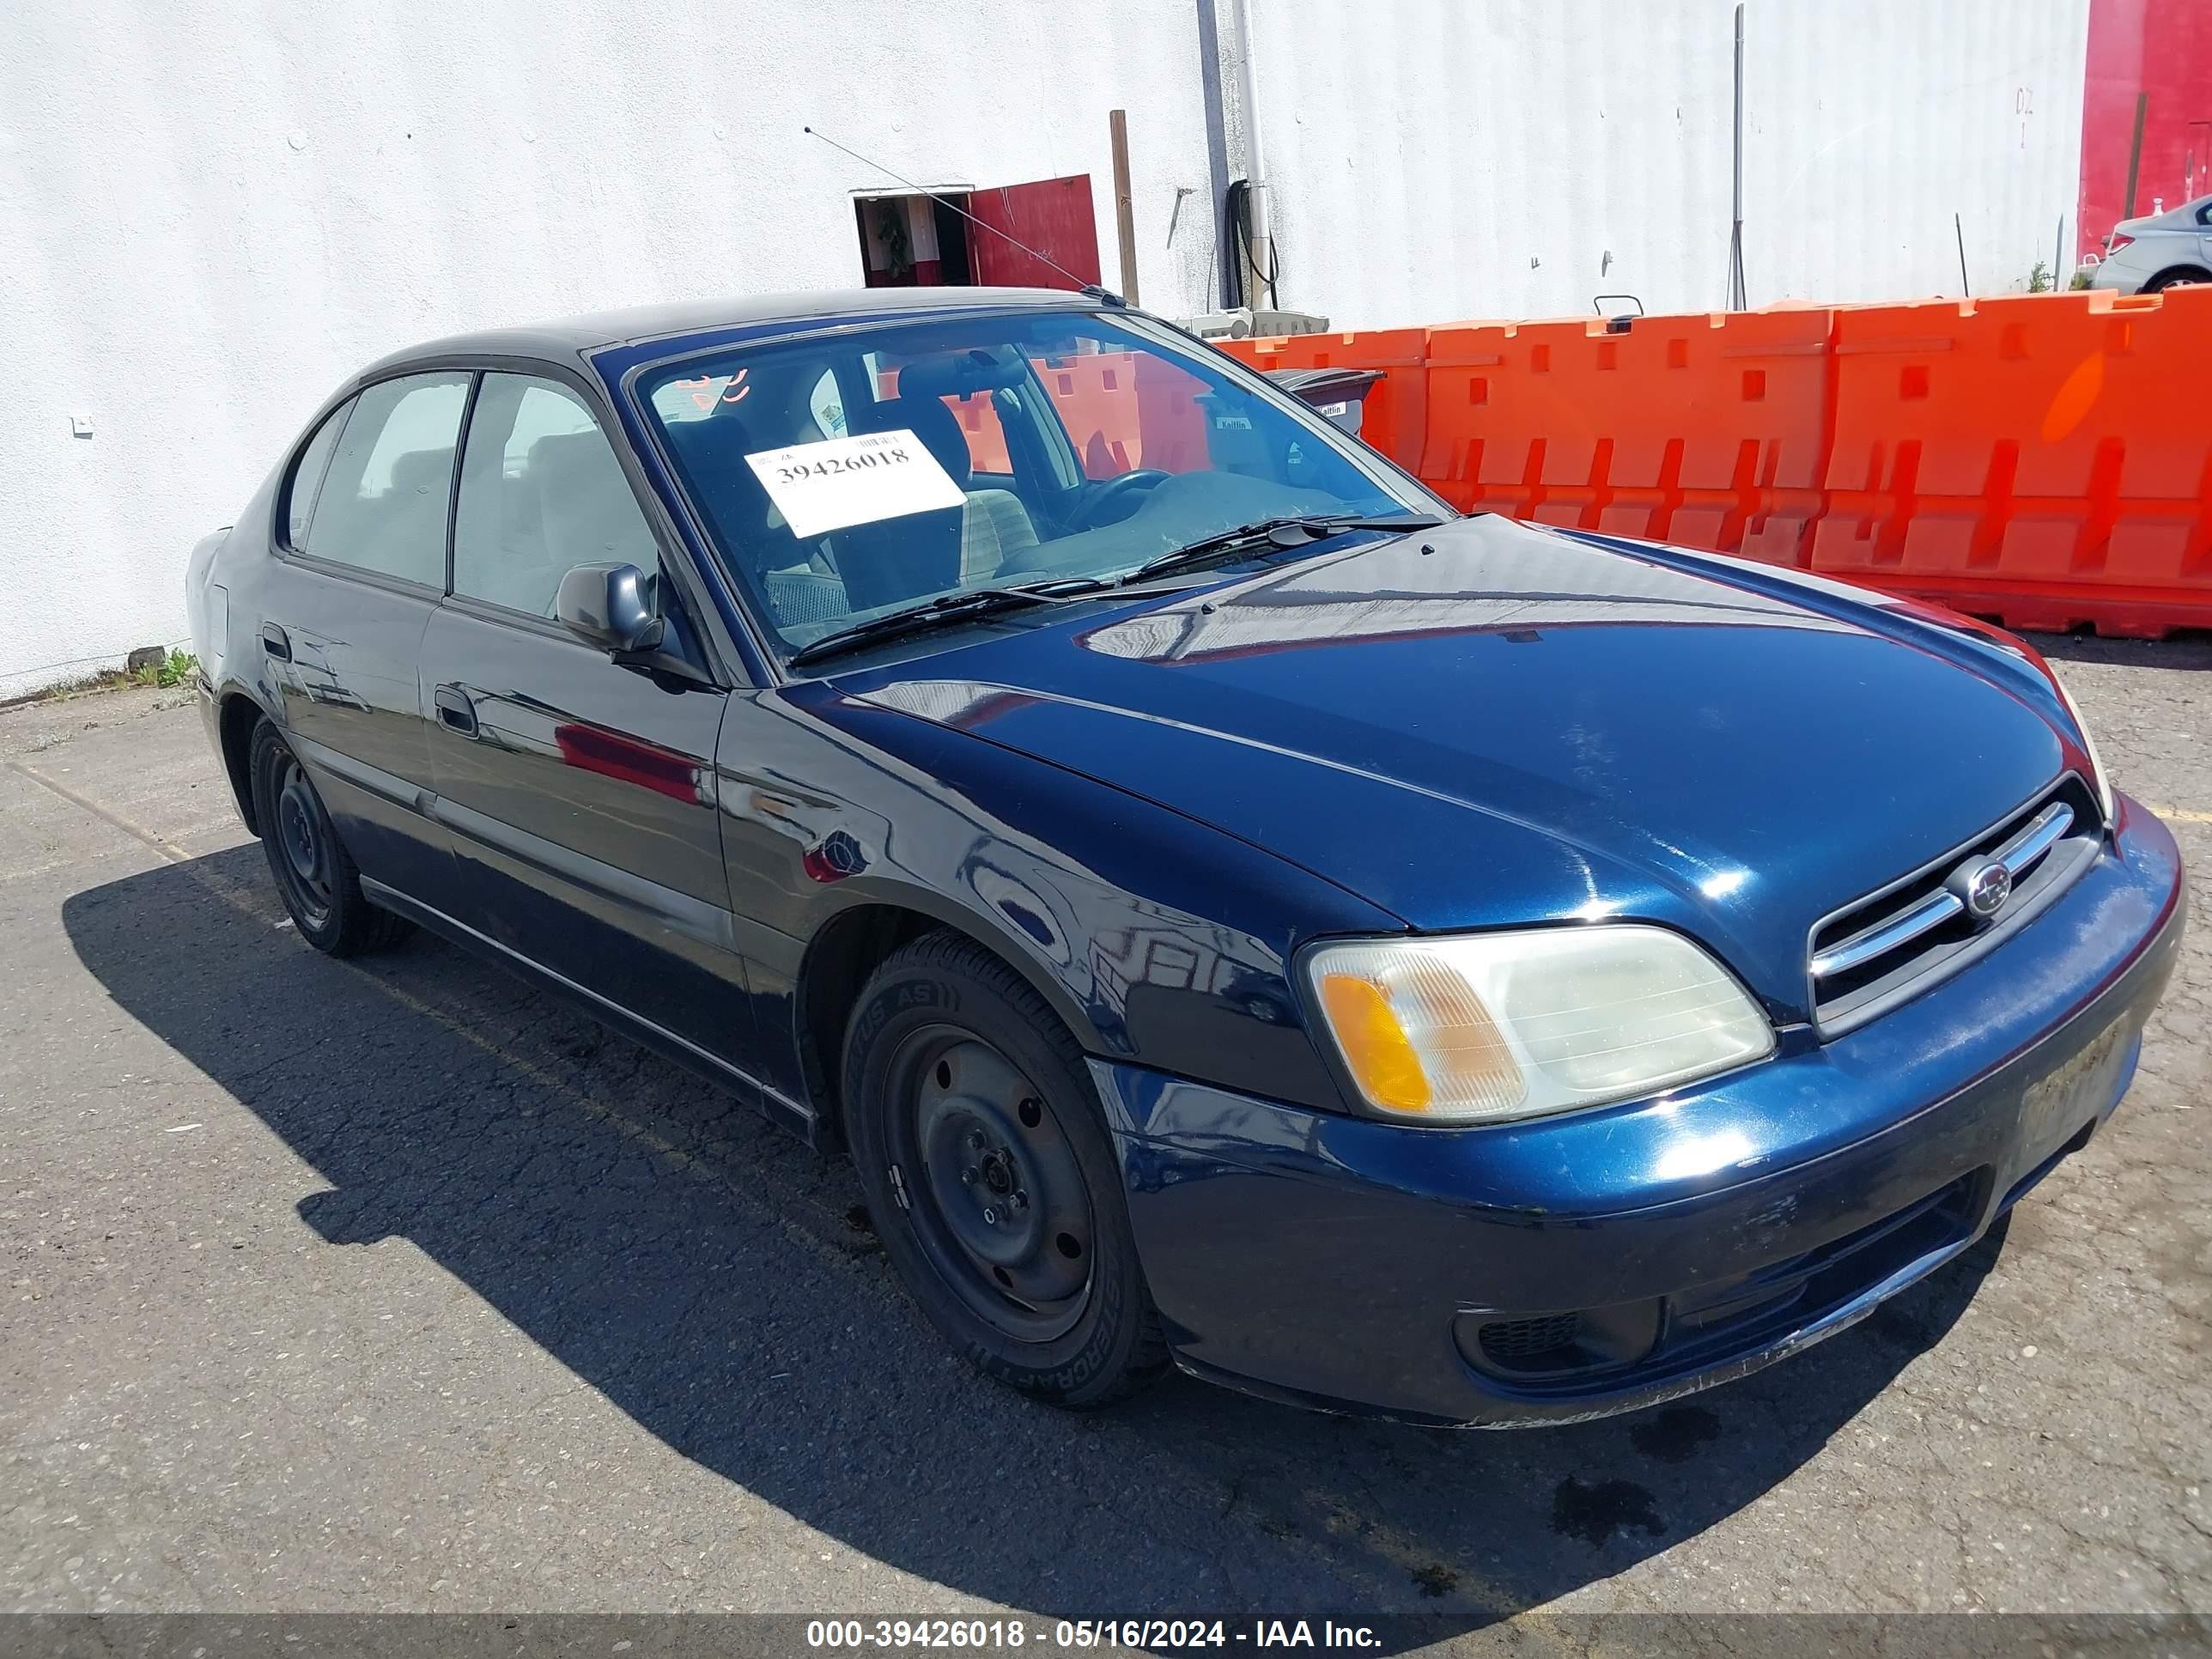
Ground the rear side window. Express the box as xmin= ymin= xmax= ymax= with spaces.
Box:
xmin=301 ymin=373 xmax=471 ymax=586
xmin=453 ymin=374 xmax=660 ymax=616
xmin=284 ymin=405 xmax=349 ymax=548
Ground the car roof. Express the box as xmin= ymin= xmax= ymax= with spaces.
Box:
xmin=358 ymin=286 xmax=1106 ymax=378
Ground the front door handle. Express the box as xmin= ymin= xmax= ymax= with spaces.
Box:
xmin=260 ymin=623 xmax=291 ymax=662
xmin=433 ymin=684 xmax=479 ymax=737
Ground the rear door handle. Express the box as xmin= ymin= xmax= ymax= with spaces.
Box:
xmin=434 ymin=684 xmax=479 ymax=737
xmin=260 ymin=623 xmax=291 ymax=662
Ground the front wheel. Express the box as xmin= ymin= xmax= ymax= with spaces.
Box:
xmin=842 ymin=932 xmax=1167 ymax=1407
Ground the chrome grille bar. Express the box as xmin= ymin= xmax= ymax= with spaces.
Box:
xmin=1811 ymin=799 xmax=2079 ymax=984
xmin=1811 ymin=889 xmax=1963 ymax=981
xmin=1990 ymin=801 xmax=2073 ymax=881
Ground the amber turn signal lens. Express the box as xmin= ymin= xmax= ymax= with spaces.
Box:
xmin=1316 ymin=973 xmax=1433 ymax=1112
xmin=1305 ymin=927 xmax=1771 ymax=1124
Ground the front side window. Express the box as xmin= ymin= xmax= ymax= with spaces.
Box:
xmin=300 ymin=373 xmax=471 ymax=586
xmin=635 ymin=310 xmax=1434 ymax=652
xmin=453 ymin=374 xmax=659 ymax=616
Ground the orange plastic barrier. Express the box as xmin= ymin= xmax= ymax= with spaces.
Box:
xmin=1412 ymin=309 xmax=1833 ymax=563
xmin=877 ymin=356 xmax=1202 ymax=479
xmin=1026 ymin=351 xmax=1210 ymax=477
xmin=1809 ymin=288 xmax=2212 ymax=635
xmin=1223 ymin=289 xmax=2212 ymax=638
xmin=945 ymin=391 xmax=1012 ymax=473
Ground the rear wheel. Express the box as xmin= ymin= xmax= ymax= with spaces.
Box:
xmin=842 ymin=931 xmax=1167 ymax=1407
xmin=248 ymin=720 xmax=412 ymax=957
xmin=2144 ymin=265 xmax=2209 ymax=293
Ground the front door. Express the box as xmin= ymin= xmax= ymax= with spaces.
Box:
xmin=416 ymin=370 xmax=750 ymax=1068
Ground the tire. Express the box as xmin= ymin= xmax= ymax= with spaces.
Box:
xmin=247 ymin=720 xmax=413 ymax=957
xmin=842 ymin=930 xmax=1168 ymax=1408
xmin=2143 ymin=266 xmax=2209 ymax=293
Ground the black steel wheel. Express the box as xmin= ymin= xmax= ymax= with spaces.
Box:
xmin=247 ymin=719 xmax=412 ymax=957
xmin=843 ymin=931 xmax=1167 ymax=1407
xmin=271 ymin=745 xmax=336 ymax=927
xmin=896 ymin=1030 xmax=1095 ymax=1341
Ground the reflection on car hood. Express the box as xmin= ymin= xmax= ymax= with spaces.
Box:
xmin=837 ymin=515 xmax=2068 ymax=1018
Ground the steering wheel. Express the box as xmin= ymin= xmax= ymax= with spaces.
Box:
xmin=1073 ymin=468 xmax=1171 ymax=529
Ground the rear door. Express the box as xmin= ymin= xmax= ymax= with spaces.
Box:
xmin=966 ymin=177 xmax=1103 ymax=289
xmin=416 ymin=368 xmax=752 ymax=1067
xmin=261 ymin=372 xmax=468 ymax=907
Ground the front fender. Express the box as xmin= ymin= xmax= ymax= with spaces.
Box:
xmin=716 ymin=684 xmax=1402 ymax=1118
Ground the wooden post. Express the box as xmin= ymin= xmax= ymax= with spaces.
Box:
xmin=2121 ymin=90 xmax=2149 ymax=227
xmin=1109 ymin=109 xmax=1140 ymax=306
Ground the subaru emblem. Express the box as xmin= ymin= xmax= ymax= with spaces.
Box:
xmin=1963 ymin=860 xmax=2013 ymax=918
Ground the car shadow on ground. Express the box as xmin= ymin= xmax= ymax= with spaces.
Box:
xmin=65 ymin=845 xmax=2006 ymax=1632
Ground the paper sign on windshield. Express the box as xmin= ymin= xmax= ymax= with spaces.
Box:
xmin=744 ymin=430 xmax=965 ymax=539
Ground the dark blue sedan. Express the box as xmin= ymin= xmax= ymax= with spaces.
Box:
xmin=185 ymin=289 xmax=2185 ymax=1424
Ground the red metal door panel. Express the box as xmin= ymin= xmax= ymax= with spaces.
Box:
xmin=967 ymin=175 xmax=1103 ymax=290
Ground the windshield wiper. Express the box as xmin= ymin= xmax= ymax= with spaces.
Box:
xmin=1123 ymin=514 xmax=1444 ymax=586
xmin=784 ymin=577 xmax=1112 ymax=670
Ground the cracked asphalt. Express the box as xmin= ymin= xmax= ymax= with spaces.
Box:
xmin=1 ymin=636 xmax=2207 ymax=1639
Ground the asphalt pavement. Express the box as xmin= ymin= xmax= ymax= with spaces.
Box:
xmin=2 ymin=637 xmax=2207 ymax=1644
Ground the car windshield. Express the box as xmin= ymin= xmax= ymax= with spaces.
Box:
xmin=634 ymin=307 xmax=1441 ymax=654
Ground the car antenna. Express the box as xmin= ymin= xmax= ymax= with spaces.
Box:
xmin=801 ymin=125 xmax=1127 ymax=308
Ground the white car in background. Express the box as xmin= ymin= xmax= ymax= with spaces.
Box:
xmin=2087 ymin=194 xmax=2212 ymax=293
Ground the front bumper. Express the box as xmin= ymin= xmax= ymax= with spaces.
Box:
xmin=1096 ymin=799 xmax=2185 ymax=1426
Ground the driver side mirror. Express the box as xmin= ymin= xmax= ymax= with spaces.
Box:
xmin=555 ymin=562 xmax=664 ymax=657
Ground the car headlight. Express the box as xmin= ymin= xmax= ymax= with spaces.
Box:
xmin=1304 ymin=926 xmax=1774 ymax=1124
xmin=2049 ymin=672 xmax=2117 ymax=825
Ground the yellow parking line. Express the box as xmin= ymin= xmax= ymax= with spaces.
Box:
xmin=2147 ymin=806 xmax=2212 ymax=824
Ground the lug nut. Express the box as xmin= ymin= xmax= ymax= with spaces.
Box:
xmin=981 ymin=1206 xmax=998 ymax=1224
xmin=962 ymin=1168 xmax=976 ymax=1185
xmin=1011 ymin=1190 xmax=1029 ymax=1212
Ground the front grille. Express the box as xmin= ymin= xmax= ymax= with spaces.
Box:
xmin=1808 ymin=776 xmax=2102 ymax=1035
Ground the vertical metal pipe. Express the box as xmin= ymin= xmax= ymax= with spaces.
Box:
xmin=1230 ymin=0 xmax=1274 ymax=308
xmin=1728 ymin=3 xmax=1747 ymax=309
xmin=1954 ymin=211 xmax=1971 ymax=296
xmin=1191 ymin=0 xmax=1234 ymax=307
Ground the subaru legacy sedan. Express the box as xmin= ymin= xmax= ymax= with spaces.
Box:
xmin=185 ymin=288 xmax=2183 ymax=1425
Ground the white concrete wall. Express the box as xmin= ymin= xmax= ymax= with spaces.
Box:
xmin=0 ymin=0 xmax=2092 ymax=696
xmin=1239 ymin=0 xmax=2089 ymax=325
xmin=0 ymin=0 xmax=1224 ymax=698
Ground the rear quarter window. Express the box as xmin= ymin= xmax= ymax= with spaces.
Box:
xmin=283 ymin=404 xmax=349 ymax=549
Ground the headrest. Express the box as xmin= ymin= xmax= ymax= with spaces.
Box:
xmin=527 ymin=429 xmax=615 ymax=480
xmin=850 ymin=394 xmax=972 ymax=493
xmin=386 ymin=449 xmax=453 ymax=497
xmin=895 ymin=348 xmax=1026 ymax=402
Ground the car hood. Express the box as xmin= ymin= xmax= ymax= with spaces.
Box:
xmin=836 ymin=516 xmax=2072 ymax=1021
